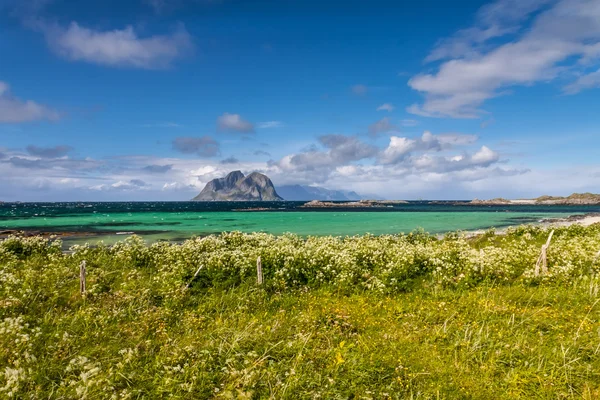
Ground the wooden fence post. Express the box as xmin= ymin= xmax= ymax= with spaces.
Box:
xmin=535 ymin=230 xmax=554 ymax=277
xmin=184 ymin=265 xmax=204 ymax=291
xmin=80 ymin=260 xmax=86 ymax=296
xmin=257 ymin=256 xmax=263 ymax=285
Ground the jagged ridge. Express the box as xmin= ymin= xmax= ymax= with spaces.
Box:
xmin=193 ymin=171 xmax=283 ymax=201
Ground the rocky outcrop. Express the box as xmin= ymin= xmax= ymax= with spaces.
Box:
xmin=470 ymin=198 xmax=513 ymax=205
xmin=300 ymin=199 xmax=408 ymax=208
xmin=468 ymin=193 xmax=600 ymax=205
xmin=534 ymin=193 xmax=600 ymax=205
xmin=193 ymin=171 xmax=283 ymax=201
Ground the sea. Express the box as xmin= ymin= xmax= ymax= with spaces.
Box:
xmin=1 ymin=201 xmax=599 ymax=247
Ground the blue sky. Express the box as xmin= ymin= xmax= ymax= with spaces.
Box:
xmin=1 ymin=0 xmax=599 ymax=201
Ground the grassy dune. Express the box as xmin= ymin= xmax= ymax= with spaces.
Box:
xmin=1 ymin=224 xmax=600 ymax=398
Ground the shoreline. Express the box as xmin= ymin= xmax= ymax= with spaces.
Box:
xmin=458 ymin=212 xmax=600 ymax=238
xmin=2 ymin=212 xmax=599 ymax=243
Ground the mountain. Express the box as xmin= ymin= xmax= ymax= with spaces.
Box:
xmin=276 ymin=185 xmax=364 ymax=201
xmin=193 ymin=171 xmax=283 ymax=201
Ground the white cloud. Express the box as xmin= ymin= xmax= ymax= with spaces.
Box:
xmin=1 ymin=141 xmax=598 ymax=201
xmin=42 ymin=22 xmax=193 ymax=69
xmin=408 ymin=0 xmax=600 ymax=118
xmin=0 ymin=81 xmax=60 ymax=123
xmin=425 ymin=0 xmax=552 ymax=63
xmin=376 ymin=103 xmax=395 ymax=112
xmin=564 ymin=68 xmax=600 ymax=94
xmin=162 ymin=181 xmax=195 ymax=191
xmin=378 ymin=132 xmax=496 ymax=171
xmin=217 ymin=113 xmax=255 ymax=133
xmin=471 ymin=146 xmax=499 ymax=164
xmin=258 ymin=121 xmax=284 ymax=129
xmin=379 ymin=137 xmax=416 ymax=164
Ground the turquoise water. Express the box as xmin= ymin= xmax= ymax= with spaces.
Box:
xmin=1 ymin=201 xmax=589 ymax=246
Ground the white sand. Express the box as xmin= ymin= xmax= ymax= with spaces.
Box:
xmin=551 ymin=215 xmax=600 ymax=227
xmin=457 ymin=214 xmax=600 ymax=239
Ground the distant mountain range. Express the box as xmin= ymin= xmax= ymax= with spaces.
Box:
xmin=192 ymin=171 xmax=371 ymax=201
xmin=276 ymin=185 xmax=363 ymax=201
xmin=192 ymin=171 xmax=283 ymax=201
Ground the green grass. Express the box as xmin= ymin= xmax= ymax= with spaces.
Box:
xmin=1 ymin=225 xmax=600 ymax=398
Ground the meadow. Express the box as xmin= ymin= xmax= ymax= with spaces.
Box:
xmin=1 ymin=224 xmax=600 ymax=399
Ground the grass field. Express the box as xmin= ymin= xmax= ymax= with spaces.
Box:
xmin=1 ymin=224 xmax=600 ymax=398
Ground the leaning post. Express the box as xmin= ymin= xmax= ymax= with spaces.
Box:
xmin=80 ymin=260 xmax=87 ymax=296
xmin=257 ymin=256 xmax=263 ymax=285
xmin=535 ymin=230 xmax=554 ymax=276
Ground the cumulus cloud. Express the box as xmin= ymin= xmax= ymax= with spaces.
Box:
xmin=271 ymin=135 xmax=373 ymax=182
xmin=0 ymin=81 xmax=60 ymax=123
xmin=143 ymin=164 xmax=173 ymax=173
xmin=319 ymin=135 xmax=378 ymax=163
xmin=41 ymin=22 xmax=193 ymax=69
xmin=217 ymin=113 xmax=254 ymax=133
xmin=379 ymin=137 xmax=419 ymax=165
xmin=253 ymin=150 xmax=271 ymax=157
xmin=376 ymin=103 xmax=395 ymax=112
xmin=258 ymin=121 xmax=284 ymax=129
xmin=172 ymin=136 xmax=220 ymax=157
xmin=378 ymin=135 xmax=499 ymax=177
xmin=270 ymin=135 xmax=377 ymax=180
xmin=368 ymin=117 xmax=398 ymax=136
xmin=408 ymin=0 xmax=600 ymax=118
xmin=269 ymin=131 xmax=488 ymax=184
xmin=2 ymin=138 xmax=595 ymax=201
xmin=378 ymin=131 xmax=481 ymax=165
xmin=26 ymin=145 xmax=72 ymax=158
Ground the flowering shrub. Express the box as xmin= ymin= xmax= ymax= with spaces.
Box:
xmin=1 ymin=224 xmax=600 ymax=398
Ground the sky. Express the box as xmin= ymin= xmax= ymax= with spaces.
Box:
xmin=1 ymin=0 xmax=600 ymax=201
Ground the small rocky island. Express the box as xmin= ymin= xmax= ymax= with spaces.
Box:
xmin=300 ymin=200 xmax=409 ymax=208
xmin=193 ymin=171 xmax=283 ymax=201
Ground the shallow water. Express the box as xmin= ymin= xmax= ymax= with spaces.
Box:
xmin=1 ymin=201 xmax=598 ymax=246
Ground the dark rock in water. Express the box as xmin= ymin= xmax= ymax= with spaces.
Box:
xmin=193 ymin=171 xmax=283 ymax=201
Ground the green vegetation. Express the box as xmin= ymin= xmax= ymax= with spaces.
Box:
xmin=2 ymin=224 xmax=600 ymax=398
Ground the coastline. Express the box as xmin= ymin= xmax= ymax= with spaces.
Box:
xmin=2 ymin=212 xmax=599 ymax=244
xmin=459 ymin=212 xmax=600 ymax=238
xmin=540 ymin=212 xmax=600 ymax=227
